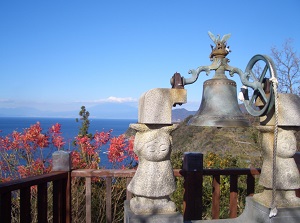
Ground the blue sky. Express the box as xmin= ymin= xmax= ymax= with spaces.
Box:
xmin=1 ymin=0 xmax=300 ymax=114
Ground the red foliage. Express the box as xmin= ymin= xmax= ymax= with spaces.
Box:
xmin=18 ymin=159 xmax=52 ymax=178
xmin=22 ymin=122 xmax=50 ymax=150
xmin=108 ymin=135 xmax=127 ymax=163
xmin=126 ymin=136 xmax=138 ymax=161
xmin=0 ymin=121 xmax=136 ymax=182
xmin=70 ymin=130 xmax=112 ymax=169
xmin=94 ymin=130 xmax=112 ymax=147
xmin=107 ymin=135 xmax=137 ymax=168
xmin=0 ymin=122 xmax=63 ymax=179
xmin=49 ymin=123 xmax=66 ymax=149
xmin=0 ymin=135 xmax=12 ymax=151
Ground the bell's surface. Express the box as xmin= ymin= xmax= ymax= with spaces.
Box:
xmin=188 ymin=78 xmax=250 ymax=127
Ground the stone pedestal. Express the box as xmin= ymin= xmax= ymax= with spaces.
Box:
xmin=124 ymin=201 xmax=183 ymax=223
xmin=238 ymin=197 xmax=300 ymax=223
xmin=187 ymin=197 xmax=300 ymax=223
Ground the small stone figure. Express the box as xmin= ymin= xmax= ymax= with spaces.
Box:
xmin=253 ymin=94 xmax=300 ymax=207
xmin=127 ymin=123 xmax=178 ymax=215
xmin=254 ymin=126 xmax=300 ymax=207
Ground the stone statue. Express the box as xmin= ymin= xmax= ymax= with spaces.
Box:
xmin=253 ymin=94 xmax=300 ymax=207
xmin=127 ymin=123 xmax=178 ymax=215
xmin=124 ymin=87 xmax=186 ymax=221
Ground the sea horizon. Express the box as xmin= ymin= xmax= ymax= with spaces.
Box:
xmin=0 ymin=116 xmax=137 ymax=120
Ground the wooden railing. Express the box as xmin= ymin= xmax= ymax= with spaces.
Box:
xmin=0 ymin=171 xmax=71 ymax=223
xmin=0 ymin=167 xmax=260 ymax=222
xmin=176 ymin=168 xmax=261 ymax=220
xmin=203 ymin=168 xmax=260 ymax=219
xmin=71 ymin=168 xmax=261 ymax=222
xmin=3 ymin=152 xmax=300 ymax=222
xmin=71 ymin=169 xmax=136 ymax=223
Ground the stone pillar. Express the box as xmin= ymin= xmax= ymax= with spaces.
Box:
xmin=52 ymin=150 xmax=72 ymax=223
xmin=52 ymin=150 xmax=72 ymax=171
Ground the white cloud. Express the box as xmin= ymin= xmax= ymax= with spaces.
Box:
xmin=75 ymin=96 xmax=138 ymax=104
xmin=105 ymin=96 xmax=137 ymax=103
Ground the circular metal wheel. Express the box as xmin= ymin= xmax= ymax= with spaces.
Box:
xmin=243 ymin=54 xmax=277 ymax=117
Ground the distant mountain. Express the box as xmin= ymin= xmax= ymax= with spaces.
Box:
xmin=172 ymin=108 xmax=196 ymax=122
xmin=0 ymin=103 xmax=247 ymax=120
xmin=88 ymin=103 xmax=138 ymax=119
xmin=0 ymin=103 xmax=138 ymax=119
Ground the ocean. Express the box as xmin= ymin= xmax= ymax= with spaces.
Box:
xmin=0 ymin=117 xmax=137 ymax=168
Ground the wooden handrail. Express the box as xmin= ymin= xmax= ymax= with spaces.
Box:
xmin=0 ymin=171 xmax=68 ymax=193
xmin=71 ymin=168 xmax=261 ymax=222
xmin=203 ymin=168 xmax=261 ymax=176
xmin=0 ymin=171 xmax=70 ymax=223
xmin=0 ymin=167 xmax=262 ymax=223
xmin=71 ymin=169 xmax=136 ymax=178
xmin=174 ymin=168 xmax=261 ymax=177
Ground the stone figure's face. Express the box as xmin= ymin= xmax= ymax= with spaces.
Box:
xmin=134 ymin=131 xmax=171 ymax=162
xmin=277 ymin=129 xmax=297 ymax=158
xmin=141 ymin=134 xmax=170 ymax=161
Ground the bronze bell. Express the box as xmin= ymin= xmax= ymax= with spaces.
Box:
xmin=188 ymin=78 xmax=250 ymax=127
xmin=174 ymin=31 xmax=250 ymax=127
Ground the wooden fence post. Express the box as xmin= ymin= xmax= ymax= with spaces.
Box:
xmin=0 ymin=192 xmax=12 ymax=223
xmin=182 ymin=152 xmax=203 ymax=221
xmin=229 ymin=175 xmax=238 ymax=218
xmin=212 ymin=175 xmax=220 ymax=219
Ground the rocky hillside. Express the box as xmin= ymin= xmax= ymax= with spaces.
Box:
xmin=170 ymin=115 xmax=263 ymax=167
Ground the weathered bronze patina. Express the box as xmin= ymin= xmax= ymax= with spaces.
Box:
xmin=175 ymin=31 xmax=250 ymax=127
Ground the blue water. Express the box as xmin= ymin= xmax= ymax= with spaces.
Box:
xmin=0 ymin=117 xmax=137 ymax=168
